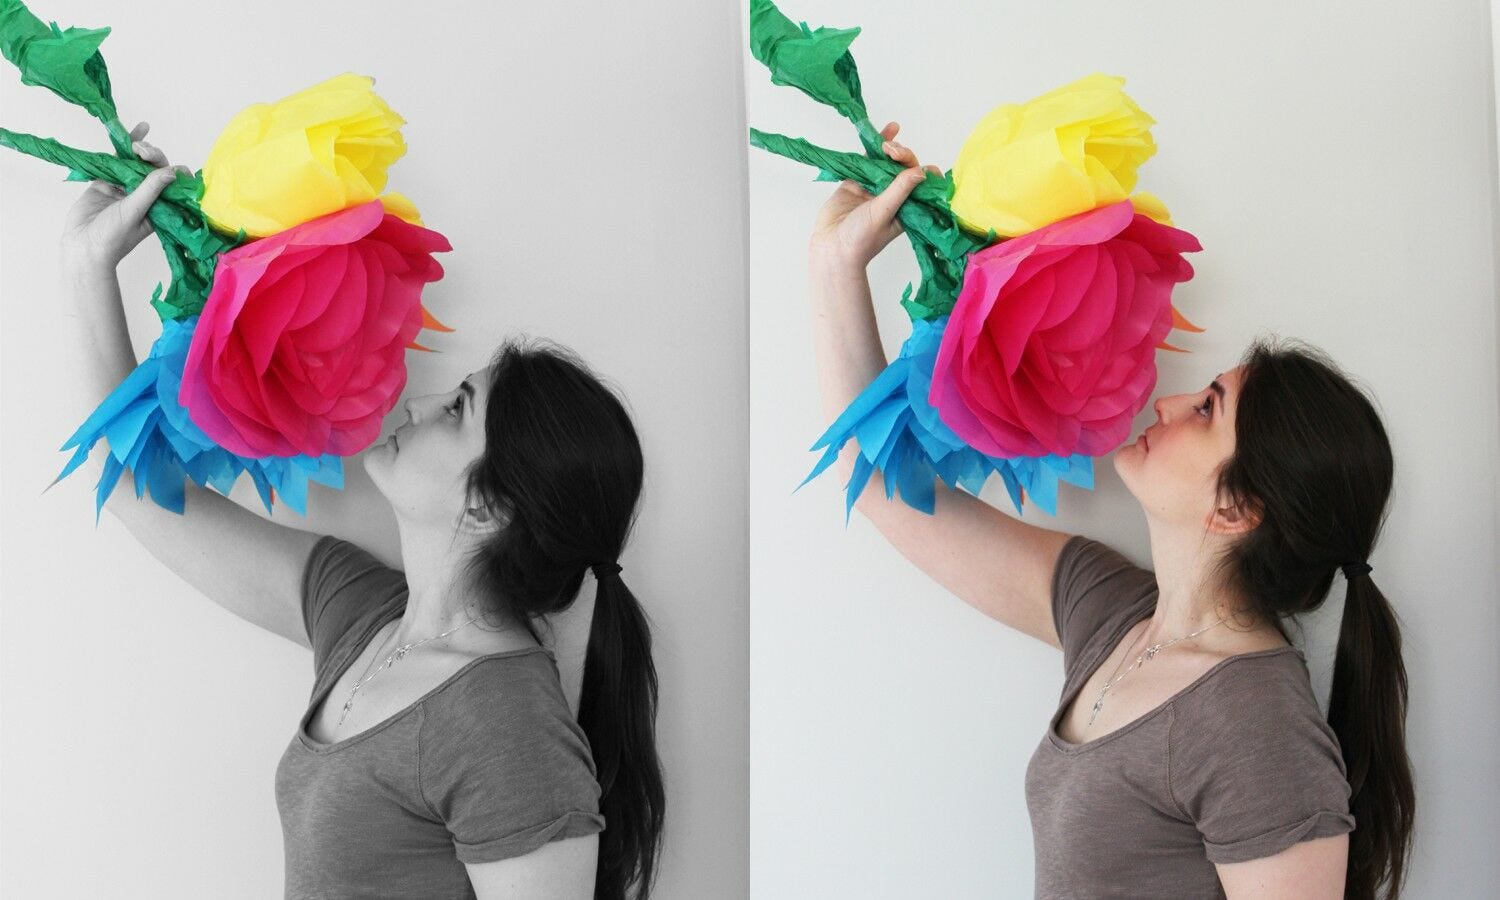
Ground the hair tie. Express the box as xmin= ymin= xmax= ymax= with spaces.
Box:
xmin=1340 ymin=560 xmax=1373 ymax=580
xmin=591 ymin=561 xmax=623 ymax=581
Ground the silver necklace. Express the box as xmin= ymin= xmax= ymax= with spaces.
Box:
xmin=1086 ymin=612 xmax=1232 ymax=728
xmin=336 ymin=610 xmax=481 ymax=728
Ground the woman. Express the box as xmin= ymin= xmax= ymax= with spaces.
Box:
xmin=58 ymin=122 xmax=664 ymax=900
xmin=804 ymin=121 xmax=1414 ymax=899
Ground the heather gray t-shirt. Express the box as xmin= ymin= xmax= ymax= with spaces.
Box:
xmin=1025 ymin=535 xmax=1356 ymax=898
xmin=275 ymin=535 xmax=605 ymax=900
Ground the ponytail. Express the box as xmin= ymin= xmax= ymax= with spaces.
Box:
xmin=579 ymin=569 xmax=664 ymax=899
xmin=1327 ymin=573 xmax=1415 ymax=899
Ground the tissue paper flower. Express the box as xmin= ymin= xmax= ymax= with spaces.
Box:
xmin=949 ymin=73 xmax=1161 ymax=239
xmin=803 ymin=315 xmax=1094 ymax=518
xmin=180 ymin=200 xmax=452 ymax=458
xmin=929 ymin=199 xmax=1202 ymax=459
xmin=200 ymin=72 xmax=413 ymax=238
xmin=51 ymin=316 xmax=343 ymax=523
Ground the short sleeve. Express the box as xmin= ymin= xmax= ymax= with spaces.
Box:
xmin=300 ymin=535 xmax=408 ymax=673
xmin=1169 ymin=658 xmax=1357 ymax=864
xmin=418 ymin=651 xmax=605 ymax=864
xmin=1050 ymin=535 xmax=1159 ymax=674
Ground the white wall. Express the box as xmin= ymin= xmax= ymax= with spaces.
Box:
xmin=748 ymin=0 xmax=1499 ymax=896
xmin=0 ymin=1 xmax=748 ymax=896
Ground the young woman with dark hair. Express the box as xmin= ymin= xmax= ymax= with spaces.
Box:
xmin=801 ymin=121 xmax=1413 ymax=899
xmin=59 ymin=123 xmax=664 ymax=899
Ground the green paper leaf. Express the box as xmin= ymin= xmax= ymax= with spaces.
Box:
xmin=748 ymin=0 xmax=881 ymax=154
xmin=0 ymin=0 xmax=128 ymax=152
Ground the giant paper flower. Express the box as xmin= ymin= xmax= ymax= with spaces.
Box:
xmin=180 ymin=199 xmax=452 ymax=459
xmin=949 ymin=73 xmax=1161 ymax=239
xmin=199 ymin=72 xmax=413 ymax=237
xmin=929 ymin=199 xmax=1202 ymax=459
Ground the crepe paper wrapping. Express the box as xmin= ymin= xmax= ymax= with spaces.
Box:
xmin=180 ymin=200 xmax=452 ymax=459
xmin=0 ymin=127 xmax=240 ymax=319
xmin=48 ymin=315 xmax=344 ymax=524
xmin=802 ymin=315 xmax=1094 ymax=520
xmin=199 ymin=72 xmax=412 ymax=238
xmin=0 ymin=0 xmax=130 ymax=154
xmin=930 ymin=199 xmax=1203 ymax=459
xmin=750 ymin=128 xmax=983 ymax=321
xmin=950 ymin=73 xmax=1161 ymax=240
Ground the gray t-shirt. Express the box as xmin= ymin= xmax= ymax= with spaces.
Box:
xmin=275 ymin=535 xmax=605 ymax=899
xmin=1025 ymin=535 xmax=1356 ymax=898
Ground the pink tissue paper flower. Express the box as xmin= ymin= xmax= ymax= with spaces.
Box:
xmin=180 ymin=199 xmax=452 ymax=458
xmin=929 ymin=198 xmax=1202 ymax=459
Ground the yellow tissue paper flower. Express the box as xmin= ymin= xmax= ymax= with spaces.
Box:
xmin=950 ymin=73 xmax=1158 ymax=238
xmin=201 ymin=73 xmax=408 ymax=237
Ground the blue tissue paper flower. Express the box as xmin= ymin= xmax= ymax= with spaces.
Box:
xmin=800 ymin=315 xmax=1094 ymax=520
xmin=49 ymin=315 xmax=344 ymax=523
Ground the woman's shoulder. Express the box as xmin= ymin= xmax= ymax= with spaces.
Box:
xmin=419 ymin=646 xmax=582 ymax=740
xmin=1168 ymin=646 xmax=1341 ymax=761
xmin=1180 ymin=644 xmax=1313 ymax=699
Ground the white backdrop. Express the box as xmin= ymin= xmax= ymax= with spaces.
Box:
xmin=747 ymin=1 xmax=1499 ymax=897
xmin=0 ymin=1 xmax=748 ymax=896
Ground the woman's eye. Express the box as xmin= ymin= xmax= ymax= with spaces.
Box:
xmin=446 ymin=398 xmax=461 ymax=417
xmin=1196 ymin=395 xmax=1213 ymax=418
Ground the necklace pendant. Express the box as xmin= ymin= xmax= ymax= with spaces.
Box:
xmin=393 ymin=646 xmax=409 ymax=661
xmin=1144 ymin=646 xmax=1159 ymax=661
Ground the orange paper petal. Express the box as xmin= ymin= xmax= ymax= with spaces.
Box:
xmin=1170 ymin=304 xmax=1204 ymax=333
xmin=420 ymin=304 xmax=455 ymax=333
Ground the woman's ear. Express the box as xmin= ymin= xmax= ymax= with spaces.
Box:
xmin=459 ymin=490 xmax=512 ymax=537
xmin=1207 ymin=491 xmax=1263 ymax=537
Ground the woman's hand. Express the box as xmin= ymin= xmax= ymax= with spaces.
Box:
xmin=808 ymin=120 xmax=943 ymax=274
xmin=59 ymin=120 xmax=190 ymax=271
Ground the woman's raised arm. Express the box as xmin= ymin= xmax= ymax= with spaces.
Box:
xmin=805 ymin=121 xmax=1072 ymax=649
xmin=57 ymin=122 xmax=321 ymax=649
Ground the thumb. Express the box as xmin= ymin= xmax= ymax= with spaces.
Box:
xmin=117 ymin=166 xmax=177 ymax=225
xmin=867 ymin=165 xmax=926 ymax=228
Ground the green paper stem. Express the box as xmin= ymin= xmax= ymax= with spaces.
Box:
xmin=750 ymin=127 xmax=983 ymax=319
xmin=748 ymin=0 xmax=994 ymax=320
xmin=0 ymin=0 xmax=240 ymax=320
xmin=0 ymin=126 xmax=239 ymax=319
